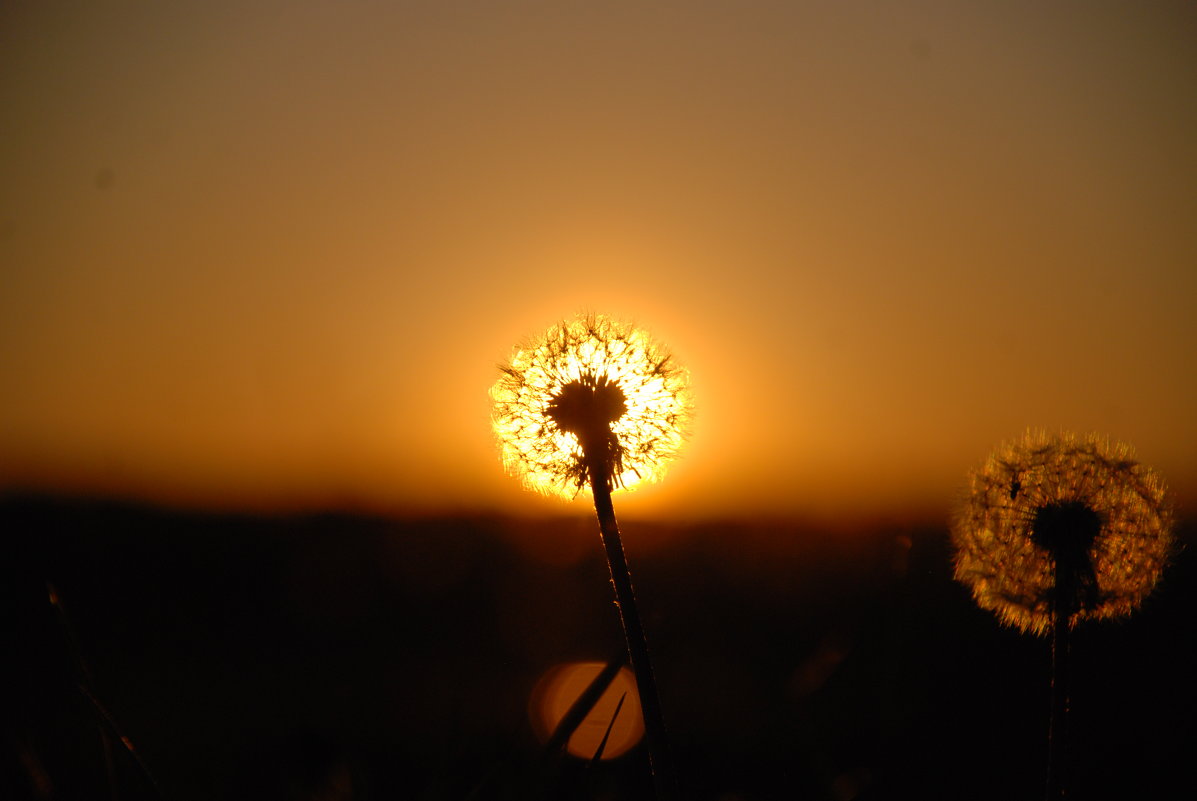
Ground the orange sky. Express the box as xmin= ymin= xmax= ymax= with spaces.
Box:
xmin=2 ymin=1 xmax=1195 ymax=523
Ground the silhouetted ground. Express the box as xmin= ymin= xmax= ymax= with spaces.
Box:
xmin=3 ymin=495 xmax=1194 ymax=800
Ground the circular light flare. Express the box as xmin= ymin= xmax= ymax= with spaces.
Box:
xmin=529 ymin=662 xmax=644 ymax=760
xmin=491 ymin=316 xmax=692 ymax=498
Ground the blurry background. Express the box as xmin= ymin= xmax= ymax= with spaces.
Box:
xmin=2 ymin=0 xmax=1195 ymax=521
xmin=3 ymin=2 xmax=1196 ymax=799
xmin=6 ymin=501 xmax=1195 ymax=800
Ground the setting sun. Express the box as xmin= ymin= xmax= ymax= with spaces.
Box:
xmin=3 ymin=4 xmax=1196 ymax=798
xmin=491 ymin=316 xmax=692 ymax=499
xmin=1 ymin=2 xmax=1193 ymax=523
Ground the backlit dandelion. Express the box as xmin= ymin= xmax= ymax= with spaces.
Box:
xmin=491 ymin=314 xmax=690 ymax=801
xmin=952 ymin=430 xmax=1174 ymax=801
xmin=491 ymin=315 xmax=691 ymax=497
xmin=952 ymin=430 xmax=1173 ymax=636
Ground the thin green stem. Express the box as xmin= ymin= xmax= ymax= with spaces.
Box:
xmin=588 ymin=460 xmax=676 ymax=801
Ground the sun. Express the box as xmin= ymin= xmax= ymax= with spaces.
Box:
xmin=491 ymin=315 xmax=692 ymax=498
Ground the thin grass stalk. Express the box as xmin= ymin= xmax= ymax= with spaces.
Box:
xmin=587 ymin=456 xmax=676 ymax=801
xmin=47 ymin=583 xmax=164 ymax=800
xmin=590 ymin=693 xmax=628 ymax=766
xmin=541 ymin=657 xmax=624 ymax=760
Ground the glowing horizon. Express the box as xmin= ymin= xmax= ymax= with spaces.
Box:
xmin=2 ymin=2 xmax=1195 ymax=523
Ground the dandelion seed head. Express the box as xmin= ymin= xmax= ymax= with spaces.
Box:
xmin=491 ymin=315 xmax=692 ymax=497
xmin=951 ymin=430 xmax=1174 ymax=635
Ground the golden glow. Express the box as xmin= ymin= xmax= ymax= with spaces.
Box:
xmin=2 ymin=5 xmax=1196 ymax=519
xmin=952 ymin=431 xmax=1174 ymax=635
xmin=529 ymin=662 xmax=644 ymax=760
xmin=491 ymin=315 xmax=692 ymax=498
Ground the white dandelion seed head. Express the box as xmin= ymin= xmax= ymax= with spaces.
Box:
xmin=951 ymin=430 xmax=1174 ymax=636
xmin=491 ymin=315 xmax=692 ymax=498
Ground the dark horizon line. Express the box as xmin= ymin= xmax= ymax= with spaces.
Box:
xmin=4 ymin=487 xmax=1195 ymax=536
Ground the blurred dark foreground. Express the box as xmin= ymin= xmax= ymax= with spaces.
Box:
xmin=3 ymin=495 xmax=1195 ymax=801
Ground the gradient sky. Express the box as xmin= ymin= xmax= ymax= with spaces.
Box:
xmin=2 ymin=1 xmax=1195 ymax=522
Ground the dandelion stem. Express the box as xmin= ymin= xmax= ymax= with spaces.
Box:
xmin=588 ymin=458 xmax=676 ymax=801
xmin=1045 ymin=564 xmax=1075 ymax=801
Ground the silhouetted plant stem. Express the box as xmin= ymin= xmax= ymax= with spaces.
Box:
xmin=591 ymin=692 xmax=628 ymax=766
xmin=541 ymin=656 xmax=624 ymax=760
xmin=588 ymin=456 xmax=676 ymax=801
xmin=1045 ymin=564 xmax=1075 ymax=801
xmin=47 ymin=583 xmax=164 ymax=800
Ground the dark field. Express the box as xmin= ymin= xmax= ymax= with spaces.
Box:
xmin=4 ymin=496 xmax=1195 ymax=800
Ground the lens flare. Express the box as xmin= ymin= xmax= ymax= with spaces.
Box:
xmin=491 ymin=315 xmax=692 ymax=498
xmin=529 ymin=662 xmax=644 ymax=760
xmin=952 ymin=431 xmax=1174 ymax=635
